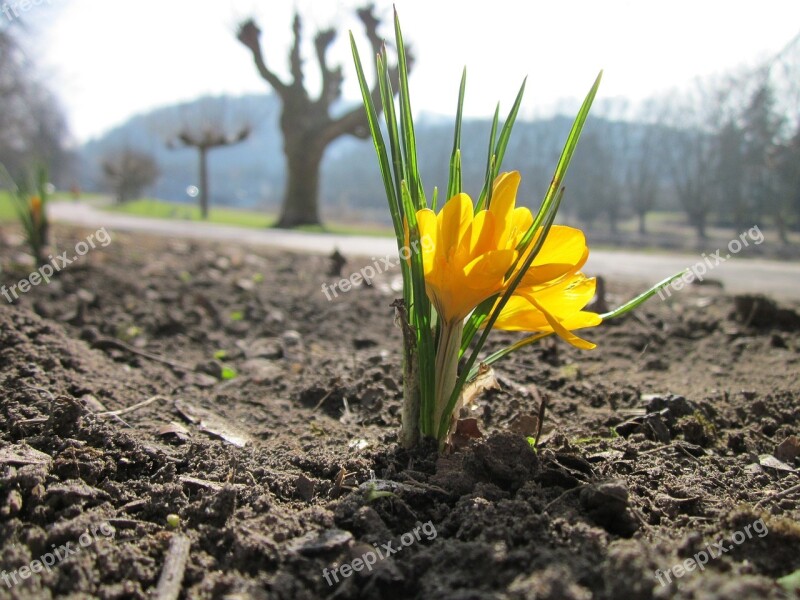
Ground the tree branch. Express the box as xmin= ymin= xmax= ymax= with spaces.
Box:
xmin=322 ymin=4 xmax=411 ymax=143
xmin=237 ymin=19 xmax=289 ymax=97
xmin=289 ymin=14 xmax=304 ymax=87
xmin=170 ymin=125 xmax=252 ymax=151
xmin=315 ymin=29 xmax=343 ymax=107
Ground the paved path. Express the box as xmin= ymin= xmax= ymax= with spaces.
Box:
xmin=51 ymin=202 xmax=800 ymax=300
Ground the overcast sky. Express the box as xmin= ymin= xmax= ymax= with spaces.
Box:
xmin=21 ymin=0 xmax=800 ymax=142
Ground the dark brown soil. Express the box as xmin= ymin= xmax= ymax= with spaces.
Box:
xmin=1 ymin=224 xmax=799 ymax=600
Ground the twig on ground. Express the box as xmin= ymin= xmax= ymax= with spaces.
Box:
xmin=754 ymin=480 xmax=800 ymax=510
xmin=92 ymin=337 xmax=194 ymax=371
xmin=543 ymin=484 xmax=589 ymax=513
xmin=95 ymin=395 xmax=165 ymax=417
xmin=153 ymin=534 xmax=191 ymax=600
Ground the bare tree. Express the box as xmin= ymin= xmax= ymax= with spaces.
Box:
xmin=714 ymin=116 xmax=757 ymax=235
xmin=570 ymin=129 xmax=619 ymax=232
xmin=167 ymin=108 xmax=251 ymax=219
xmin=654 ymin=83 xmax=730 ymax=241
xmin=621 ymin=104 xmax=664 ymax=235
xmin=770 ymin=122 xmax=799 ymax=243
xmin=741 ymin=81 xmax=784 ymax=236
xmin=0 ymin=27 xmax=69 ymax=183
xmin=237 ymin=5 xmax=406 ymax=228
xmin=102 ymin=149 xmax=159 ymax=204
xmin=666 ymin=127 xmax=716 ymax=240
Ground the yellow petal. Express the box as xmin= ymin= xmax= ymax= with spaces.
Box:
xmin=518 ymin=226 xmax=590 ymax=287
xmin=508 ymin=207 xmax=533 ymax=247
xmin=468 ymin=210 xmax=497 ymax=257
xmin=438 ymin=193 xmax=473 ymax=263
xmin=463 ymin=249 xmax=517 ymax=291
xmin=416 ymin=209 xmax=438 ymax=276
xmin=489 ymin=172 xmax=521 ymax=244
xmin=534 ymin=226 xmax=588 ymax=265
xmin=525 ymin=293 xmax=597 ymax=349
xmin=491 ymin=273 xmax=601 ymax=347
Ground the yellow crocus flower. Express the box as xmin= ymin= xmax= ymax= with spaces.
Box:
xmin=416 ymin=171 xmax=531 ymax=325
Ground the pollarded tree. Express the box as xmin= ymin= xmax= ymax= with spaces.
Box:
xmin=237 ymin=5 xmax=407 ymax=228
xmin=168 ymin=124 xmax=251 ymax=220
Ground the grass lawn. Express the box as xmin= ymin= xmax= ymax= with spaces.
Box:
xmin=0 ymin=191 xmax=18 ymax=222
xmin=106 ymin=198 xmax=394 ymax=237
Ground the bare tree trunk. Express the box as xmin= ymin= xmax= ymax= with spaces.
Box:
xmin=637 ymin=210 xmax=647 ymax=235
xmin=695 ymin=213 xmax=707 ymax=240
xmin=198 ymin=146 xmax=209 ymax=219
xmin=278 ymin=145 xmax=323 ymax=227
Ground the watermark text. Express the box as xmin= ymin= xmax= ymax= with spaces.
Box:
xmin=658 ymin=225 xmax=764 ymax=300
xmin=1 ymin=227 xmax=112 ymax=303
xmin=322 ymin=520 xmax=437 ymax=586
xmin=654 ymin=518 xmax=768 ymax=587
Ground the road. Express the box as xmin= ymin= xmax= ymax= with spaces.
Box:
xmin=50 ymin=202 xmax=800 ymax=300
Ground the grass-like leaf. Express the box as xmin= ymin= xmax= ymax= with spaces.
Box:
xmin=475 ymin=105 xmax=500 ymax=211
xmin=349 ymin=34 xmax=401 ymax=242
xmin=394 ymin=9 xmax=425 ymax=211
xmin=599 ymin=271 xmax=687 ymax=320
xmin=518 ymin=71 xmax=602 ymax=250
xmin=447 ymin=68 xmax=467 ymax=200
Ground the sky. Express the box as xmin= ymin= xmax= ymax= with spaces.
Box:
xmin=15 ymin=0 xmax=800 ymax=143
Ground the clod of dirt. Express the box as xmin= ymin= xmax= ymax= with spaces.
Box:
xmin=508 ymin=565 xmax=592 ymax=600
xmin=464 ymin=432 xmax=538 ymax=491
xmin=733 ymin=294 xmax=800 ymax=330
xmin=775 ymin=435 xmax=800 ymax=463
xmin=287 ymin=528 xmax=354 ymax=556
xmin=579 ymin=480 xmax=638 ymax=537
xmin=643 ymin=393 xmax=697 ymax=419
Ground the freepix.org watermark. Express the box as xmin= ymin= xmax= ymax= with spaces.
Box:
xmin=1 ymin=227 xmax=111 ymax=303
xmin=658 ymin=225 xmax=764 ymax=300
xmin=654 ymin=517 xmax=768 ymax=587
xmin=1 ymin=0 xmax=53 ymax=23
xmin=321 ymin=234 xmax=433 ymax=301
xmin=2 ymin=521 xmax=115 ymax=589
xmin=322 ymin=520 xmax=437 ymax=586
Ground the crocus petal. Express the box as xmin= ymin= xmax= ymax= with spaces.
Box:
xmin=489 ymin=172 xmax=521 ymax=246
xmin=416 ymin=209 xmax=438 ymax=276
xmin=525 ymin=294 xmax=597 ymax=349
xmin=438 ymin=193 xmax=473 ymax=262
xmin=467 ymin=210 xmax=497 ymax=258
xmin=463 ymin=249 xmax=517 ymax=291
xmin=491 ymin=273 xmax=601 ymax=347
xmin=533 ymin=226 xmax=588 ymax=266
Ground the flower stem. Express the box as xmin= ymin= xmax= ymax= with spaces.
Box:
xmin=433 ymin=319 xmax=463 ymax=439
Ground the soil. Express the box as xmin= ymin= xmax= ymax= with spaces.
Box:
xmin=1 ymin=224 xmax=799 ymax=600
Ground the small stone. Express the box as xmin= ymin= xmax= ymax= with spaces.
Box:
xmin=242 ymin=338 xmax=283 ymax=359
xmin=242 ymin=359 xmax=283 ymax=383
xmin=287 ymin=528 xmax=353 ymax=556
xmin=281 ymin=330 xmax=302 ymax=346
xmin=2 ymin=489 xmax=23 ymax=516
xmin=195 ymin=360 xmax=223 ymax=379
